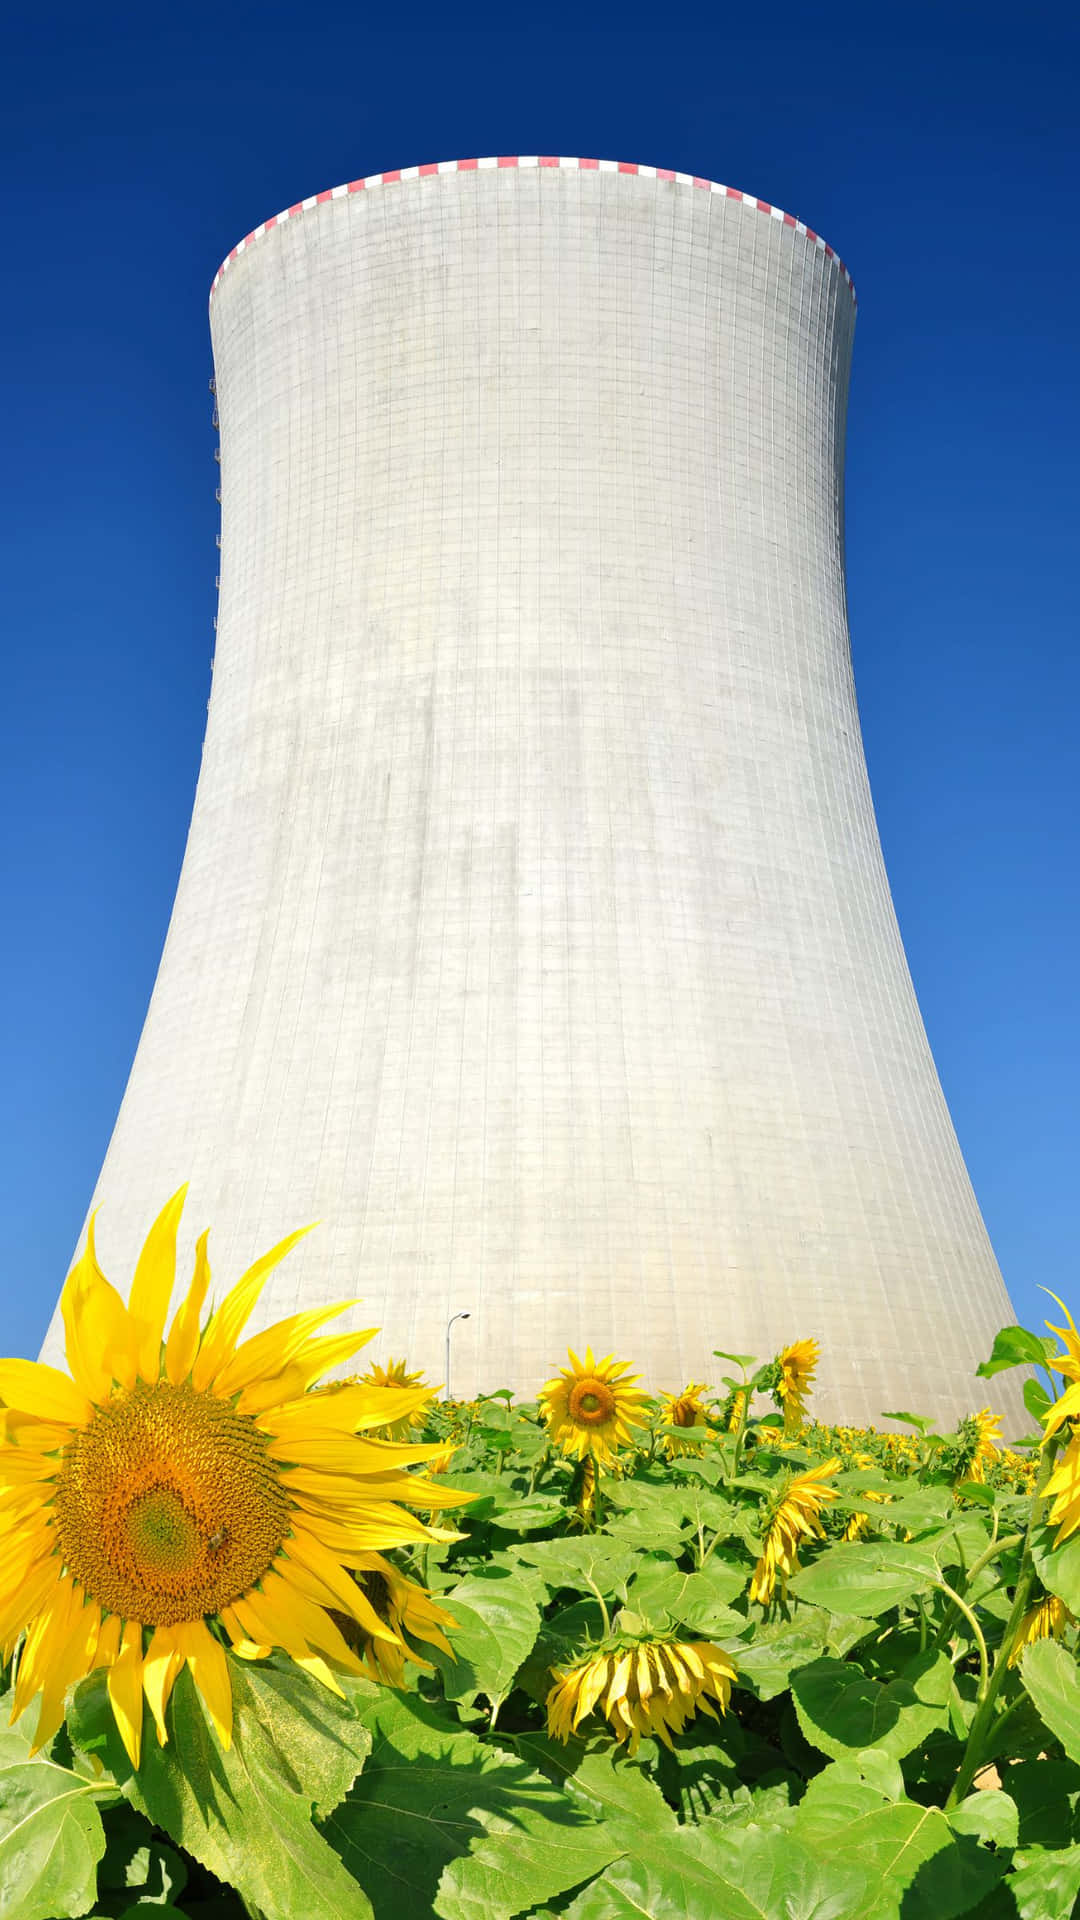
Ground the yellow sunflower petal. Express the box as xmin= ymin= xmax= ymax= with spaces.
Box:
xmin=213 ymin=1301 xmax=363 ymax=1399
xmin=108 ymin=1623 xmax=145 ymax=1768
xmin=164 ymin=1230 xmax=212 ymax=1385
xmin=128 ymin=1187 xmax=188 ymax=1383
xmin=61 ymin=1215 xmax=136 ymax=1400
xmin=143 ymin=1625 xmax=186 ymax=1746
xmin=0 ymin=1360 xmax=91 ymax=1429
xmin=175 ymin=1618 xmax=233 ymax=1749
xmin=31 ymin=1594 xmax=101 ymax=1755
xmin=191 ymin=1225 xmax=315 ymax=1392
xmin=281 ymin=1528 xmax=398 ymax=1643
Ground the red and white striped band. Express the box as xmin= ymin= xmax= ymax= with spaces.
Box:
xmin=208 ymin=157 xmax=856 ymax=307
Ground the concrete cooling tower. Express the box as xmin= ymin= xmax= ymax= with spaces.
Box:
xmin=46 ymin=156 xmax=1020 ymax=1425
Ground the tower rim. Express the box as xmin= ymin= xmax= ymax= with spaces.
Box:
xmin=208 ymin=155 xmax=856 ymax=310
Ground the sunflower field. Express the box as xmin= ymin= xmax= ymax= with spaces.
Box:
xmin=4 ymin=1205 xmax=1080 ymax=1919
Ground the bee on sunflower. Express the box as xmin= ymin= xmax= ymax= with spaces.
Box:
xmin=0 ymin=1191 xmax=465 ymax=1764
xmin=356 ymin=1357 xmax=434 ymax=1442
xmin=656 ymin=1383 xmax=712 ymax=1458
xmin=547 ymin=1635 xmax=736 ymax=1755
xmin=539 ymin=1349 xmax=650 ymax=1471
xmin=749 ymin=1458 xmax=840 ymax=1605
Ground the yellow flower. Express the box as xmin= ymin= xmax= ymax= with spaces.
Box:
xmin=1009 ymin=1593 xmax=1074 ymax=1667
xmin=0 ymin=1191 xmax=463 ymax=1765
xmin=658 ymin=1384 xmax=711 ymax=1458
xmin=776 ymin=1339 xmax=820 ymax=1433
xmin=539 ymin=1349 xmax=650 ymax=1470
xmin=357 ymin=1358 xmax=434 ymax=1441
xmin=547 ymin=1638 xmax=735 ymax=1756
xmin=749 ymin=1459 xmax=840 ymax=1605
xmin=1045 ymin=1432 xmax=1080 ymax=1543
xmin=727 ymin=1390 xmax=746 ymax=1433
xmin=330 ymin=1554 xmax=456 ymax=1687
xmin=966 ymin=1408 xmax=1003 ymax=1483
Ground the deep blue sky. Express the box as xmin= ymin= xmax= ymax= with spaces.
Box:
xmin=1 ymin=7 xmax=1076 ymax=1371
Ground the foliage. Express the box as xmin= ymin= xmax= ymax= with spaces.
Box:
xmin=6 ymin=1318 xmax=1080 ymax=1918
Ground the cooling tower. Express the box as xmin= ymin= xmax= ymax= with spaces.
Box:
xmin=47 ymin=156 xmax=1019 ymax=1425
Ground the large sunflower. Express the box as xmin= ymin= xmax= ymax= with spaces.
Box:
xmin=547 ymin=1636 xmax=736 ymax=1756
xmin=539 ymin=1349 xmax=651 ymax=1470
xmin=0 ymin=1191 xmax=462 ymax=1765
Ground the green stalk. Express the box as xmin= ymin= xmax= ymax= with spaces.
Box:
xmin=944 ymin=1442 xmax=1056 ymax=1811
xmin=932 ymin=1577 xmax=990 ymax=1700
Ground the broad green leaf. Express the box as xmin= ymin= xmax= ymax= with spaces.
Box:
xmin=97 ymin=1800 xmax=188 ymax=1905
xmin=510 ymin=1537 xmax=642 ymax=1599
xmin=791 ymin=1651 xmax=952 ymax=1761
xmin=788 ymin=1542 xmax=939 ymax=1617
xmin=68 ymin=1660 xmax=373 ymax=1920
xmin=880 ymin=1410 xmax=937 ymax=1434
xmin=0 ymin=1758 xmax=106 ymax=1920
xmin=626 ymin=1554 xmax=748 ymax=1633
xmin=515 ymin=1732 xmax=678 ymax=1834
xmin=1024 ymin=1378 xmax=1053 ymax=1424
xmin=563 ymin=1823 xmax=866 ymax=1920
xmin=976 ymin=1326 xmax=1053 ymax=1378
xmin=1006 ymin=1757 xmax=1080 ymax=1846
xmin=488 ymin=1496 xmax=567 ymax=1533
xmin=323 ymin=1691 xmax=618 ymax=1920
xmin=949 ymin=1789 xmax=1019 ymax=1849
xmin=712 ymin=1351 xmax=758 ymax=1371
xmin=1031 ymin=1522 xmax=1080 ymax=1616
xmin=1020 ymin=1637 xmax=1080 ymax=1761
xmin=430 ymin=1568 xmax=542 ymax=1707
xmin=795 ymin=1764 xmax=1004 ymax=1920
xmin=1009 ymin=1842 xmax=1080 ymax=1920
xmin=734 ymin=1620 xmax=839 ymax=1701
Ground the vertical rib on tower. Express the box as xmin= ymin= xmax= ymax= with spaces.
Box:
xmin=47 ymin=158 xmax=1017 ymax=1424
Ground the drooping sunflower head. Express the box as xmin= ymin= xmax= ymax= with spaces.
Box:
xmin=657 ymin=1384 xmax=711 ymax=1458
xmin=0 ymin=1190 xmax=465 ymax=1766
xmin=357 ymin=1357 xmax=434 ymax=1440
xmin=749 ymin=1457 xmax=840 ymax=1606
xmin=774 ymin=1338 xmax=820 ymax=1434
xmin=547 ymin=1636 xmax=736 ymax=1756
xmin=1009 ymin=1592 xmax=1074 ymax=1667
xmin=539 ymin=1348 xmax=651 ymax=1470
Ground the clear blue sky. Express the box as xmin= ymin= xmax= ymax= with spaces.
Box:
xmin=1 ymin=6 xmax=1076 ymax=1366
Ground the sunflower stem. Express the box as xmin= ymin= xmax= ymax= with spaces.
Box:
xmin=944 ymin=1437 xmax=1056 ymax=1811
xmin=584 ymin=1574 xmax=612 ymax=1640
xmin=931 ymin=1576 xmax=989 ymax=1699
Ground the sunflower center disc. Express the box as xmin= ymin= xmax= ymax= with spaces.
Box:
xmin=54 ymin=1380 xmax=291 ymax=1625
xmin=672 ymin=1400 xmax=697 ymax=1428
xmin=569 ymin=1380 xmax=615 ymax=1426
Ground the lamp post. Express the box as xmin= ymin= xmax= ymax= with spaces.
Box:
xmin=444 ymin=1312 xmax=471 ymax=1402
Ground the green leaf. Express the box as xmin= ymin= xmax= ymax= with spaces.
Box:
xmin=794 ymin=1763 xmax=1005 ymax=1919
xmin=509 ymin=1537 xmax=641 ymax=1599
xmin=949 ymin=1789 xmax=1020 ymax=1849
xmin=791 ymin=1651 xmax=952 ymax=1761
xmin=1031 ymin=1522 xmax=1080 ymax=1615
xmin=880 ymin=1410 xmax=938 ymax=1434
xmin=323 ymin=1692 xmax=619 ymax=1920
xmin=0 ymin=1757 xmax=106 ymax=1920
xmin=1009 ymin=1843 xmax=1080 ymax=1920
xmin=487 ymin=1497 xmax=567 ymax=1533
xmin=734 ymin=1620 xmax=840 ymax=1702
xmin=1020 ymin=1637 xmax=1080 ymax=1761
xmin=1024 ymin=1378 xmax=1053 ymax=1424
xmin=97 ymin=1800 xmax=188 ymax=1905
xmin=788 ymin=1542 xmax=939 ymax=1617
xmin=68 ymin=1660 xmax=373 ymax=1920
xmin=563 ymin=1823 xmax=867 ymax=1920
xmin=976 ymin=1326 xmax=1051 ymax=1379
xmin=712 ymin=1351 xmax=758 ymax=1371
xmin=1006 ymin=1758 xmax=1080 ymax=1846
xmin=430 ymin=1568 xmax=542 ymax=1707
xmin=626 ymin=1554 xmax=748 ymax=1633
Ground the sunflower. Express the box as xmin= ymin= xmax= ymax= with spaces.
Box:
xmin=1009 ymin=1593 xmax=1074 ymax=1667
xmin=726 ymin=1389 xmax=746 ymax=1433
xmin=657 ymin=1384 xmax=711 ymax=1458
xmin=356 ymin=1358 xmax=433 ymax=1441
xmin=775 ymin=1339 xmax=820 ymax=1434
xmin=328 ymin=1553 xmax=455 ymax=1687
xmin=966 ymin=1408 xmax=1004 ymax=1483
xmin=539 ymin=1349 xmax=650 ymax=1470
xmin=0 ymin=1190 xmax=464 ymax=1764
xmin=547 ymin=1636 xmax=736 ymax=1756
xmin=749 ymin=1458 xmax=840 ymax=1605
xmin=1044 ymin=1431 xmax=1080 ymax=1544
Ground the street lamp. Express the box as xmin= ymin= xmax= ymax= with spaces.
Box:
xmin=444 ymin=1312 xmax=471 ymax=1402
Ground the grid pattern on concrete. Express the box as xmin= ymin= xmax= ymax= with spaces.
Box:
xmin=44 ymin=163 xmax=1017 ymax=1425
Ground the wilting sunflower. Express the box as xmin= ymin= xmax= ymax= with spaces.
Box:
xmin=539 ymin=1349 xmax=650 ymax=1470
xmin=964 ymin=1407 xmax=1004 ymax=1483
xmin=0 ymin=1191 xmax=463 ymax=1764
xmin=774 ymin=1339 xmax=820 ymax=1434
xmin=749 ymin=1458 xmax=840 ymax=1605
xmin=547 ymin=1636 xmax=735 ymax=1755
xmin=657 ymin=1384 xmax=712 ymax=1458
xmin=357 ymin=1358 xmax=432 ymax=1442
xmin=1009 ymin=1593 xmax=1074 ymax=1667
xmin=1044 ymin=1430 xmax=1080 ymax=1544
